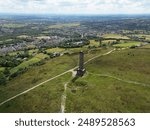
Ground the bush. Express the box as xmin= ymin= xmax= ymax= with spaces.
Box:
xmin=0 ymin=72 xmax=6 ymax=85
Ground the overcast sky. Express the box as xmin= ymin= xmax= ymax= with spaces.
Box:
xmin=0 ymin=0 xmax=150 ymax=15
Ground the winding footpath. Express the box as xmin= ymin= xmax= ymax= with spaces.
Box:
xmin=60 ymin=83 xmax=68 ymax=113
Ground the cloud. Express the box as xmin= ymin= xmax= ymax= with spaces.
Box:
xmin=0 ymin=0 xmax=149 ymax=14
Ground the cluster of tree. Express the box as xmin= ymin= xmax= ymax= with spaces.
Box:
xmin=110 ymin=40 xmax=121 ymax=45
xmin=0 ymin=71 xmax=7 ymax=85
xmin=0 ymin=55 xmax=22 ymax=67
xmin=59 ymin=38 xmax=89 ymax=48
xmin=10 ymin=67 xmax=28 ymax=79
xmin=16 ymin=51 xmax=30 ymax=59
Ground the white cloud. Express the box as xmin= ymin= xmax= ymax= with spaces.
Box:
xmin=0 ymin=0 xmax=149 ymax=14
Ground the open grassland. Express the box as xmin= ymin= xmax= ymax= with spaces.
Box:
xmin=103 ymin=34 xmax=130 ymax=39
xmin=66 ymin=74 xmax=150 ymax=112
xmin=66 ymin=48 xmax=150 ymax=112
xmin=48 ymin=23 xmax=80 ymax=29
xmin=0 ymin=54 xmax=78 ymax=103
xmin=86 ymin=49 xmax=150 ymax=84
xmin=0 ymin=73 xmax=72 ymax=112
xmin=0 ymin=48 xmax=111 ymax=112
xmin=0 ymin=47 xmax=149 ymax=112
xmin=113 ymin=41 xmax=141 ymax=47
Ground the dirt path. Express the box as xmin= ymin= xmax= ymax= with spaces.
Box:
xmin=0 ymin=49 xmax=115 ymax=107
xmin=60 ymin=83 xmax=68 ymax=113
xmin=84 ymin=49 xmax=116 ymax=65
xmin=0 ymin=69 xmax=74 ymax=106
xmin=89 ymin=72 xmax=150 ymax=87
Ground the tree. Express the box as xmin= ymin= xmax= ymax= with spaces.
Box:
xmin=0 ymin=72 xmax=6 ymax=85
xmin=3 ymin=68 xmax=10 ymax=77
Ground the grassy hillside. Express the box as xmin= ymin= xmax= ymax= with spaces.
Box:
xmin=66 ymin=48 xmax=150 ymax=112
xmin=0 ymin=47 xmax=149 ymax=113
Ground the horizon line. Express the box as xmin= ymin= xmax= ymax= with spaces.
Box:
xmin=0 ymin=12 xmax=150 ymax=16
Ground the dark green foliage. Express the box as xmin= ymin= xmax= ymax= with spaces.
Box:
xmin=0 ymin=72 xmax=6 ymax=85
xmin=10 ymin=67 xmax=27 ymax=78
xmin=0 ymin=56 xmax=21 ymax=67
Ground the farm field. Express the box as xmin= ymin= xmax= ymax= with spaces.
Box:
xmin=89 ymin=40 xmax=100 ymax=47
xmin=46 ymin=48 xmax=65 ymax=53
xmin=48 ymin=23 xmax=80 ymax=29
xmin=113 ymin=41 xmax=141 ymax=47
xmin=103 ymin=34 xmax=130 ymax=39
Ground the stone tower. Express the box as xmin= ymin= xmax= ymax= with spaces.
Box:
xmin=76 ymin=51 xmax=86 ymax=77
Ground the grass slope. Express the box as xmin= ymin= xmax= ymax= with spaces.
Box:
xmin=66 ymin=48 xmax=150 ymax=112
xmin=0 ymin=47 xmax=149 ymax=112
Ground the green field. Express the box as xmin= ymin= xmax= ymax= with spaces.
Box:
xmin=0 ymin=47 xmax=150 ymax=112
xmin=0 ymin=73 xmax=71 ymax=112
xmin=113 ymin=41 xmax=141 ymax=47
xmin=103 ymin=34 xmax=130 ymax=39
xmin=46 ymin=48 xmax=65 ymax=53
xmin=66 ymin=49 xmax=150 ymax=112
xmin=0 ymin=67 xmax=5 ymax=72
xmin=0 ymin=24 xmax=26 ymax=28
xmin=10 ymin=53 xmax=49 ymax=74
xmin=0 ymin=48 xmax=111 ymax=112
xmin=48 ymin=23 xmax=80 ymax=29
xmin=28 ymin=49 xmax=39 ymax=55
xmin=102 ymin=40 xmax=116 ymax=44
xmin=89 ymin=40 xmax=100 ymax=47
